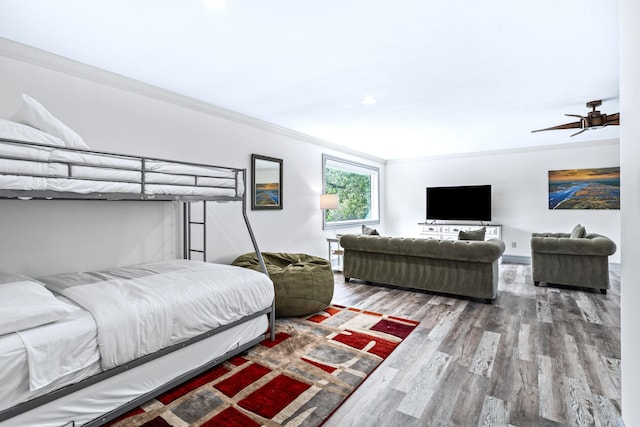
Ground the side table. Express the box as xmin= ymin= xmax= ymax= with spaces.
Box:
xmin=326 ymin=236 xmax=344 ymax=271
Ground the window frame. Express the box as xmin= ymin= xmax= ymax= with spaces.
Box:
xmin=322 ymin=154 xmax=380 ymax=229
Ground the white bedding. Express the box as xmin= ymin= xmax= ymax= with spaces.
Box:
xmin=47 ymin=177 xmax=142 ymax=194
xmin=49 ymin=149 xmax=141 ymax=169
xmin=41 ymin=260 xmax=274 ymax=370
xmin=0 ymin=175 xmax=47 ymax=191
xmin=0 ymin=140 xmax=245 ymax=197
xmin=16 ymin=302 xmax=99 ymax=391
xmin=0 ymin=143 xmax=52 ymax=162
xmin=0 ymin=304 xmax=101 ymax=412
xmin=0 ymin=158 xmax=70 ymax=177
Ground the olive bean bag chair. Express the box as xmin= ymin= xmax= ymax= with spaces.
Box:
xmin=232 ymin=252 xmax=334 ymax=318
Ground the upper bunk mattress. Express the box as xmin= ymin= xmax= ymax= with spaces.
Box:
xmin=0 ymin=138 xmax=245 ymax=198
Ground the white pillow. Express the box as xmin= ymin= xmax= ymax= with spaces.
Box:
xmin=0 ymin=280 xmax=78 ymax=335
xmin=10 ymin=94 xmax=89 ymax=149
xmin=0 ymin=118 xmax=66 ymax=147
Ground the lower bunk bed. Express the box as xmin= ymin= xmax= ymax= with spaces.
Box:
xmin=0 ymin=259 xmax=275 ymax=427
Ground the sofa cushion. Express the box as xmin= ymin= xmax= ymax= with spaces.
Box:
xmin=458 ymin=227 xmax=486 ymax=241
xmin=339 ymin=234 xmax=505 ymax=263
xmin=570 ymin=224 xmax=586 ymax=239
xmin=530 ymin=233 xmax=616 ymax=256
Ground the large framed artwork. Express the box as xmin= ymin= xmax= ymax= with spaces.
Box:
xmin=251 ymin=154 xmax=283 ymax=210
xmin=548 ymin=167 xmax=620 ymax=209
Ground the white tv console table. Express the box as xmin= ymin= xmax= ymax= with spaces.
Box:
xmin=417 ymin=222 xmax=502 ymax=241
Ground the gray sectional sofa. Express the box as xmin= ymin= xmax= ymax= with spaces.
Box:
xmin=340 ymin=234 xmax=506 ymax=303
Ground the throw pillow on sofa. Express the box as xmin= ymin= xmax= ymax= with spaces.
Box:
xmin=458 ymin=227 xmax=486 ymax=241
xmin=362 ymin=224 xmax=380 ymax=235
xmin=570 ymin=224 xmax=587 ymax=239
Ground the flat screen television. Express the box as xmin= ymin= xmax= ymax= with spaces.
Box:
xmin=426 ymin=185 xmax=492 ymax=222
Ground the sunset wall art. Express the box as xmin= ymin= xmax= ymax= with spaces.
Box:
xmin=548 ymin=167 xmax=620 ymax=209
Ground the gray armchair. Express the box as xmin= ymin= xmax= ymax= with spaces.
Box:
xmin=530 ymin=232 xmax=617 ymax=294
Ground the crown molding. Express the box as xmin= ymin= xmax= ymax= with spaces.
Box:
xmin=387 ymin=138 xmax=620 ymax=164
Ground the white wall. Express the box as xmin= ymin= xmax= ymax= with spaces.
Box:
xmin=386 ymin=140 xmax=621 ymax=264
xmin=620 ymin=0 xmax=640 ymax=425
xmin=0 ymin=40 xmax=383 ymax=277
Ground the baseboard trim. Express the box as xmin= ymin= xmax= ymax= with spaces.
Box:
xmin=502 ymin=255 xmax=530 ymax=264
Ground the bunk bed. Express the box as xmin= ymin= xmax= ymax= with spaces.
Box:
xmin=0 ymin=129 xmax=275 ymax=427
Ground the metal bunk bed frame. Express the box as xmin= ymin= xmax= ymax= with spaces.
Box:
xmin=0 ymin=137 xmax=274 ymax=426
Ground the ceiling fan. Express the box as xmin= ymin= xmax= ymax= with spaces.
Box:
xmin=531 ymin=100 xmax=620 ymax=137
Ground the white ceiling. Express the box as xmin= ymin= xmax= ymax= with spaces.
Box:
xmin=0 ymin=0 xmax=619 ymax=160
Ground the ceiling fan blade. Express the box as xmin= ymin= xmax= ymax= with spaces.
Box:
xmin=606 ymin=113 xmax=620 ymax=125
xmin=531 ymin=120 xmax=583 ymax=133
xmin=570 ymin=128 xmax=588 ymax=137
xmin=565 ymin=114 xmax=585 ymax=119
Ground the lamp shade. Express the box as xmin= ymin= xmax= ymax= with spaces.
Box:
xmin=320 ymin=193 xmax=339 ymax=210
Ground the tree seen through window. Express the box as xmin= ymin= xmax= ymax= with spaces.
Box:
xmin=323 ymin=154 xmax=379 ymax=227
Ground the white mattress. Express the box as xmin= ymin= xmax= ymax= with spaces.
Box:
xmin=0 ymin=141 xmax=244 ymax=197
xmin=0 ymin=260 xmax=274 ymax=426
xmin=0 ymin=299 xmax=101 ymax=412
xmin=1 ymin=316 xmax=268 ymax=427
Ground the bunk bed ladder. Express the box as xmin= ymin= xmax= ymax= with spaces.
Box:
xmin=183 ymin=201 xmax=207 ymax=261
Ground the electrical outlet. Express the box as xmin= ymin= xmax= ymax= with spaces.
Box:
xmin=511 ymin=241 xmax=517 ymax=248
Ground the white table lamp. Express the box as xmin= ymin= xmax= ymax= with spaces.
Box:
xmin=320 ymin=193 xmax=339 ymax=210
xmin=320 ymin=193 xmax=339 ymax=234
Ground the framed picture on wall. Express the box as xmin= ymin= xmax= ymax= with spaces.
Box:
xmin=251 ymin=154 xmax=283 ymax=210
xmin=548 ymin=167 xmax=620 ymax=209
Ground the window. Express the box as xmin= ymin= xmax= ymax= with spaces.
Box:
xmin=322 ymin=154 xmax=380 ymax=229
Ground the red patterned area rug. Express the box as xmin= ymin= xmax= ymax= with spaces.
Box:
xmin=106 ymin=304 xmax=419 ymax=427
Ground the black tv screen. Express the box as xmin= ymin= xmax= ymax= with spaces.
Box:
xmin=426 ymin=185 xmax=492 ymax=221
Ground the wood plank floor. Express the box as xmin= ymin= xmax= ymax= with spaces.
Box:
xmin=322 ymin=263 xmax=621 ymax=427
